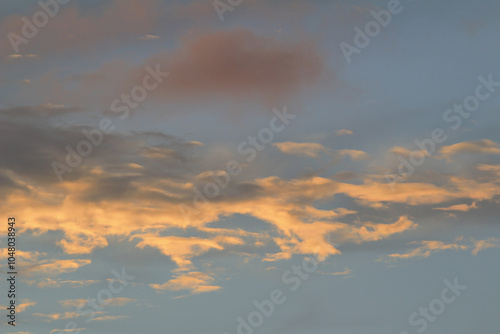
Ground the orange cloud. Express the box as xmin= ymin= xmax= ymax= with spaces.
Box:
xmin=319 ymin=267 xmax=352 ymax=276
xmin=101 ymin=297 xmax=136 ymax=307
xmin=3 ymin=142 xmax=499 ymax=279
xmin=132 ymin=234 xmax=243 ymax=271
xmin=50 ymin=328 xmax=86 ymax=334
xmin=0 ymin=249 xmax=45 ymax=261
xmin=27 ymin=259 xmax=91 ymax=277
xmin=273 ymin=142 xmax=326 ymax=158
xmin=335 ymin=129 xmax=353 ymax=136
xmin=439 ymin=139 xmax=500 ymax=161
xmin=434 ymin=202 xmax=477 ymax=212
xmin=273 ymin=142 xmax=368 ymax=161
xmin=385 ymin=240 xmax=468 ymax=260
xmin=33 ymin=312 xmax=81 ymax=321
xmin=17 ymin=300 xmax=36 ymax=313
xmin=26 ymin=278 xmax=99 ymax=288
xmin=354 ymin=216 xmax=417 ymax=242
xmin=59 ymin=299 xmax=88 ymax=309
xmin=338 ymin=149 xmax=369 ymax=161
xmin=472 ymin=238 xmax=500 ymax=255
xmin=150 ymin=271 xmax=221 ymax=295
xmin=390 ymin=146 xmax=429 ymax=158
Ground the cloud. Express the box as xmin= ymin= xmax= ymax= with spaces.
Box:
xmin=1 ymin=0 xmax=247 ymax=58
xmin=92 ymin=315 xmax=129 ymax=321
xmin=140 ymin=35 xmax=160 ymax=40
xmin=58 ymin=233 xmax=109 ymax=255
xmin=434 ymin=202 xmax=477 ymax=212
xmin=50 ymin=329 xmax=86 ymax=334
xmin=385 ymin=237 xmax=500 ymax=260
xmin=385 ymin=239 xmax=469 ymax=260
xmin=273 ymin=142 xmax=368 ymax=160
xmin=390 ymin=146 xmax=429 ymax=158
xmin=58 ymin=297 xmax=136 ymax=309
xmin=273 ymin=142 xmax=326 ymax=158
xmin=472 ymin=238 xmax=500 ymax=255
xmin=319 ymin=267 xmax=352 ymax=276
xmin=0 ymin=0 xmax=161 ymax=57
xmin=17 ymin=301 xmax=36 ymax=312
xmin=59 ymin=299 xmax=88 ymax=308
xmin=101 ymin=297 xmax=137 ymax=307
xmin=33 ymin=312 xmax=81 ymax=321
xmin=0 ymin=299 xmax=36 ymax=314
xmin=0 ymin=114 xmax=99 ymax=184
xmin=338 ymin=175 xmax=500 ymax=206
xmin=351 ymin=216 xmax=417 ymax=242
xmin=7 ymin=54 xmax=37 ymax=59
xmin=338 ymin=149 xmax=369 ymax=161
xmin=2 ymin=112 xmax=500 ymax=280
xmin=0 ymin=249 xmax=45 ymax=261
xmin=477 ymin=164 xmax=500 ymax=174
xmin=127 ymin=29 xmax=325 ymax=103
xmin=133 ymin=234 xmax=243 ymax=271
xmin=439 ymin=139 xmax=500 ymax=161
xmin=335 ymin=129 xmax=353 ymax=136
xmin=27 ymin=259 xmax=91 ymax=276
xmin=150 ymin=272 xmax=221 ymax=295
xmin=25 ymin=278 xmax=99 ymax=288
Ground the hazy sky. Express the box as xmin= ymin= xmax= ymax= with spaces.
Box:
xmin=1 ymin=1 xmax=500 ymax=333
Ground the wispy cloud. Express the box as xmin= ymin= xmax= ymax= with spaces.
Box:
xmin=335 ymin=129 xmax=353 ymax=136
xmin=150 ymin=272 xmax=221 ymax=295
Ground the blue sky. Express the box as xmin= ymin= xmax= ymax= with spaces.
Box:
xmin=1 ymin=0 xmax=500 ymax=333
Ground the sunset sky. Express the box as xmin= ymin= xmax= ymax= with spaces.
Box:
xmin=1 ymin=0 xmax=500 ymax=333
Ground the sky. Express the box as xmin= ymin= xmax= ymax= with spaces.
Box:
xmin=1 ymin=0 xmax=500 ymax=333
